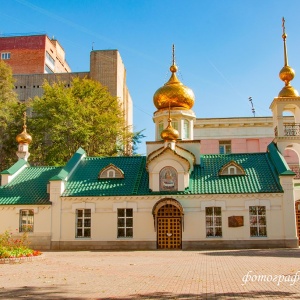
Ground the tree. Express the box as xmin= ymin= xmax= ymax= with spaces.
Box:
xmin=28 ymin=77 xmax=132 ymax=166
xmin=0 ymin=61 xmax=25 ymax=170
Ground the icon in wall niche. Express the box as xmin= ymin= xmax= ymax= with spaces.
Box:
xmin=160 ymin=166 xmax=178 ymax=191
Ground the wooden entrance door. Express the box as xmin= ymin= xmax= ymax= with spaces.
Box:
xmin=296 ymin=201 xmax=300 ymax=244
xmin=157 ymin=204 xmax=182 ymax=249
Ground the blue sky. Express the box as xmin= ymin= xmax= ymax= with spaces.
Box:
xmin=1 ymin=0 xmax=300 ymax=154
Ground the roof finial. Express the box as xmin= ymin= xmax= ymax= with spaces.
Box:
xmin=23 ymin=111 xmax=27 ymax=130
xmin=172 ymin=44 xmax=175 ymax=66
xmin=170 ymin=44 xmax=178 ymax=73
xmin=278 ymin=17 xmax=299 ymax=97
xmin=282 ymin=17 xmax=288 ymax=66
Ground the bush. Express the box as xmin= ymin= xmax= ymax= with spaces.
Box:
xmin=0 ymin=230 xmax=41 ymax=258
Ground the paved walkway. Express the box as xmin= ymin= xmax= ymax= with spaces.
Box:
xmin=0 ymin=249 xmax=300 ymax=299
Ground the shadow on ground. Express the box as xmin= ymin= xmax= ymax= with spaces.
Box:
xmin=0 ymin=287 xmax=299 ymax=300
xmin=197 ymin=248 xmax=300 ymax=258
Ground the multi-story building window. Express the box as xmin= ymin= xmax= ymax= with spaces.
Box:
xmin=219 ymin=140 xmax=231 ymax=154
xmin=1 ymin=52 xmax=10 ymax=60
xmin=44 ymin=65 xmax=54 ymax=74
xmin=117 ymin=208 xmax=133 ymax=238
xmin=206 ymin=207 xmax=222 ymax=237
xmin=76 ymin=209 xmax=91 ymax=238
xmin=19 ymin=209 xmax=34 ymax=232
xmin=45 ymin=51 xmax=55 ymax=70
xmin=249 ymin=206 xmax=267 ymax=237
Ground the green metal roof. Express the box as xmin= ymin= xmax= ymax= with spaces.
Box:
xmin=188 ymin=152 xmax=283 ymax=194
xmin=267 ymin=143 xmax=295 ymax=176
xmin=0 ymin=146 xmax=285 ymax=204
xmin=0 ymin=159 xmax=29 ymax=175
xmin=62 ymin=151 xmax=283 ymax=197
xmin=0 ymin=166 xmax=61 ymax=205
xmin=62 ymin=156 xmax=147 ymax=197
xmin=50 ymin=147 xmax=86 ymax=181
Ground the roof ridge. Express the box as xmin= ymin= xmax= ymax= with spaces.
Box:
xmin=50 ymin=148 xmax=86 ymax=181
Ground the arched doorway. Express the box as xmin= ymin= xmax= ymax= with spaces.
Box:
xmin=296 ymin=201 xmax=300 ymax=244
xmin=153 ymin=199 xmax=184 ymax=250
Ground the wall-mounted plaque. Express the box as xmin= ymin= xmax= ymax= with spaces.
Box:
xmin=228 ymin=216 xmax=244 ymax=227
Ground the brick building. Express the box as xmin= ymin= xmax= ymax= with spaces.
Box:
xmin=0 ymin=34 xmax=132 ymax=129
xmin=0 ymin=34 xmax=71 ymax=74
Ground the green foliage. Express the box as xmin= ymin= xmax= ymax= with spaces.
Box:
xmin=0 ymin=61 xmax=26 ymax=170
xmin=131 ymin=129 xmax=146 ymax=155
xmin=0 ymin=230 xmax=41 ymax=258
xmin=0 ymin=64 xmax=144 ymax=169
xmin=29 ymin=77 xmax=128 ymax=166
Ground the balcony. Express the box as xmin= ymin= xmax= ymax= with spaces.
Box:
xmin=274 ymin=123 xmax=300 ymax=137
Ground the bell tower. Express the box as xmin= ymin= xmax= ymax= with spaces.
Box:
xmin=270 ymin=18 xmax=300 ymax=155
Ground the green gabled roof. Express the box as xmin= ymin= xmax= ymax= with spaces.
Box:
xmin=62 ymin=152 xmax=282 ymax=197
xmin=62 ymin=156 xmax=147 ymax=197
xmin=50 ymin=147 xmax=86 ymax=181
xmin=0 ymin=166 xmax=61 ymax=205
xmin=267 ymin=142 xmax=295 ymax=176
xmin=0 ymin=159 xmax=29 ymax=175
xmin=188 ymin=153 xmax=283 ymax=194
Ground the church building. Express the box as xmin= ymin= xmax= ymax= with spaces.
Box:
xmin=0 ymin=22 xmax=299 ymax=250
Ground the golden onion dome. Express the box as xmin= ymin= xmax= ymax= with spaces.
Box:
xmin=161 ymin=118 xmax=179 ymax=141
xmin=278 ymin=85 xmax=299 ymax=97
xmin=153 ymin=47 xmax=195 ymax=110
xmin=279 ymin=65 xmax=295 ymax=83
xmin=16 ymin=125 xmax=32 ymax=144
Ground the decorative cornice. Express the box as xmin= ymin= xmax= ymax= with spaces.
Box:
xmin=61 ymin=192 xmax=283 ymax=202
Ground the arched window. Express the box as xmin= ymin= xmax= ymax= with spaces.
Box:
xmin=228 ymin=166 xmax=237 ymax=175
xmin=107 ymin=170 xmax=116 ymax=178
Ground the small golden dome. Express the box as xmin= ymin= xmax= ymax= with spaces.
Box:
xmin=153 ymin=45 xmax=195 ymax=110
xmin=279 ymin=65 xmax=295 ymax=84
xmin=278 ymin=85 xmax=299 ymax=97
xmin=16 ymin=125 xmax=32 ymax=144
xmin=161 ymin=118 xmax=179 ymax=141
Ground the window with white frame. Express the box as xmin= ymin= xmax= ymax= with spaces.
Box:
xmin=76 ymin=209 xmax=91 ymax=238
xmin=206 ymin=207 xmax=222 ymax=237
xmin=19 ymin=209 xmax=34 ymax=232
xmin=219 ymin=140 xmax=231 ymax=154
xmin=171 ymin=119 xmax=178 ymax=131
xmin=117 ymin=208 xmax=133 ymax=238
xmin=1 ymin=52 xmax=11 ymax=60
xmin=249 ymin=206 xmax=267 ymax=237
xmin=183 ymin=119 xmax=189 ymax=139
